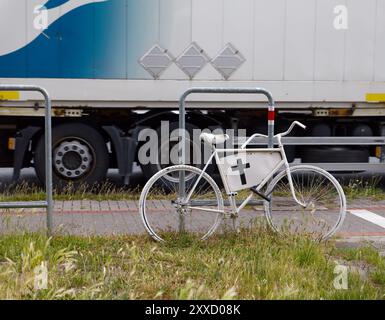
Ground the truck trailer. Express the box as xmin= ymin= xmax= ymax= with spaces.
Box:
xmin=1 ymin=0 xmax=385 ymax=187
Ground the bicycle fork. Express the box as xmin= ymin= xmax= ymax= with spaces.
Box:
xmin=257 ymin=136 xmax=307 ymax=209
xmin=279 ymin=140 xmax=307 ymax=208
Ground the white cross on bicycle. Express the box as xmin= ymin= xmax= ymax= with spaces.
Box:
xmin=231 ymin=158 xmax=250 ymax=185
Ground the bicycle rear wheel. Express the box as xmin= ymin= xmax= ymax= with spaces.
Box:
xmin=139 ymin=165 xmax=224 ymax=242
xmin=264 ymin=165 xmax=346 ymax=241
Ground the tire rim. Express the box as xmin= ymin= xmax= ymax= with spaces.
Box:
xmin=53 ymin=139 xmax=94 ymax=180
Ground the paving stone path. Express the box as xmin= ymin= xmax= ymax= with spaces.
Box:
xmin=1 ymin=199 xmax=385 ymax=239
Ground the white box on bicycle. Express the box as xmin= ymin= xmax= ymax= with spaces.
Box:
xmin=216 ymin=149 xmax=283 ymax=193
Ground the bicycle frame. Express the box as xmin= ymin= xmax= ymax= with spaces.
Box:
xmin=183 ymin=133 xmax=306 ymax=215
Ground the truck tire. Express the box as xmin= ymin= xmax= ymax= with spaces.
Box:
xmin=140 ymin=122 xmax=209 ymax=181
xmin=301 ymin=147 xmax=369 ymax=163
xmin=284 ymin=146 xmax=295 ymax=163
xmin=34 ymin=123 xmax=109 ymax=189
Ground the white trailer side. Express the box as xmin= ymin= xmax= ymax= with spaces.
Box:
xmin=0 ymin=0 xmax=384 ymax=107
xmin=0 ymin=0 xmax=385 ymax=186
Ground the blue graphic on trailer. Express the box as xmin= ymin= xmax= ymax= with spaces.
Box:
xmin=44 ymin=0 xmax=71 ymax=10
xmin=0 ymin=0 xmax=154 ymax=79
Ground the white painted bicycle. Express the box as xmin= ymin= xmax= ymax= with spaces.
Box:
xmin=139 ymin=121 xmax=346 ymax=242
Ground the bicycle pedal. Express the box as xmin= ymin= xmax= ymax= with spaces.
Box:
xmin=223 ymin=212 xmax=237 ymax=219
xmin=225 ymin=212 xmax=238 ymax=219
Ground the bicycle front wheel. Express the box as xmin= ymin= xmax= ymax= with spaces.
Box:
xmin=264 ymin=165 xmax=346 ymax=241
xmin=139 ymin=165 xmax=224 ymax=242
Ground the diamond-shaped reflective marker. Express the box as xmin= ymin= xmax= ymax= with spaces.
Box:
xmin=175 ymin=43 xmax=210 ymax=79
xmin=211 ymin=44 xmax=245 ymax=79
xmin=139 ymin=44 xmax=174 ymax=79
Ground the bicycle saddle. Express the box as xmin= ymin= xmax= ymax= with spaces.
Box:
xmin=199 ymin=133 xmax=230 ymax=145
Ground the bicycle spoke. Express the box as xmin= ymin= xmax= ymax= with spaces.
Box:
xmin=140 ymin=166 xmax=224 ymax=242
xmin=265 ymin=166 xmax=345 ymax=240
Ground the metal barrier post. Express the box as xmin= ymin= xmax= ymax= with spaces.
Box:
xmin=0 ymin=85 xmax=53 ymax=235
xmin=178 ymin=87 xmax=275 ymax=232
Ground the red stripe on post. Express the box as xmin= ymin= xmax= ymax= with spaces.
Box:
xmin=268 ymin=110 xmax=275 ymax=121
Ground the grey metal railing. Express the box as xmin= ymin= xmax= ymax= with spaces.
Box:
xmin=177 ymin=87 xmax=275 ymax=232
xmin=178 ymin=87 xmax=275 ymax=151
xmin=0 ymin=85 xmax=53 ymax=235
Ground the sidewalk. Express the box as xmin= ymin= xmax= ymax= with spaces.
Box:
xmin=0 ymin=200 xmax=144 ymax=236
xmin=1 ymin=199 xmax=385 ymax=237
xmin=0 ymin=200 xmax=262 ymax=236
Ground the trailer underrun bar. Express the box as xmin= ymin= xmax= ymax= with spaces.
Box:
xmin=234 ymin=136 xmax=385 ymax=172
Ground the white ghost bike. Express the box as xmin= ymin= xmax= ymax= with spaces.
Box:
xmin=139 ymin=121 xmax=346 ymax=242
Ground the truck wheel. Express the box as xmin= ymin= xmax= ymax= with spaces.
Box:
xmin=284 ymin=146 xmax=295 ymax=163
xmin=34 ymin=123 xmax=109 ymax=189
xmin=140 ymin=122 xmax=208 ymax=182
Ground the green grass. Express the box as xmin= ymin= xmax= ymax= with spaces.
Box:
xmin=334 ymin=245 xmax=385 ymax=286
xmin=0 ymin=181 xmax=142 ymax=202
xmin=1 ymin=176 xmax=385 ymax=202
xmin=0 ymin=225 xmax=385 ymax=300
xmin=342 ymin=176 xmax=385 ymax=201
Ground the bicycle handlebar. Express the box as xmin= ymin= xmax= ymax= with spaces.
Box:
xmin=279 ymin=121 xmax=306 ymax=137
xmin=241 ymin=121 xmax=306 ymax=148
